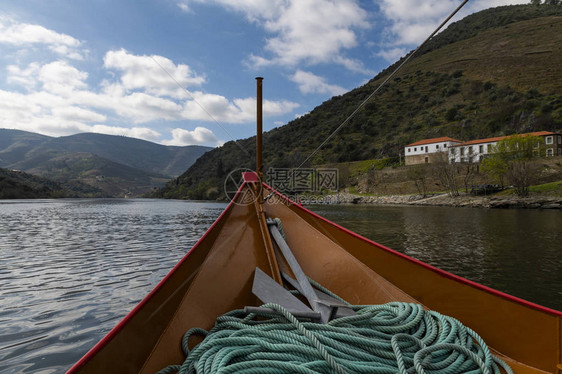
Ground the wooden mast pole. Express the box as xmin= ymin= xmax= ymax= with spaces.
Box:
xmin=256 ymin=77 xmax=264 ymax=190
xmin=253 ymin=76 xmax=281 ymax=283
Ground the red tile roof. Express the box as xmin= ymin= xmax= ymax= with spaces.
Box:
xmin=450 ymin=131 xmax=557 ymax=147
xmin=406 ymin=137 xmax=463 ymax=147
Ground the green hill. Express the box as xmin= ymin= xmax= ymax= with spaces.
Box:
xmin=24 ymin=152 xmax=171 ymax=197
xmin=0 ymin=129 xmax=212 ymax=197
xmin=1 ymin=130 xmax=212 ymax=177
xmin=0 ymin=168 xmax=106 ymax=199
xmin=151 ymin=4 xmax=562 ymax=200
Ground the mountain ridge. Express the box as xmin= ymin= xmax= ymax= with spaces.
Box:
xmin=0 ymin=129 xmax=212 ymax=197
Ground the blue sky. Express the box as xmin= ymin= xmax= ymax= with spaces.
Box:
xmin=0 ymin=0 xmax=527 ymax=147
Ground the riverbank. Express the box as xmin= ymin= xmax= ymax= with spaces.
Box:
xmin=335 ymin=191 xmax=562 ymax=209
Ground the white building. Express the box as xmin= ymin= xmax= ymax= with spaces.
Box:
xmin=449 ymin=131 xmax=562 ymax=163
xmin=404 ymin=137 xmax=463 ymax=165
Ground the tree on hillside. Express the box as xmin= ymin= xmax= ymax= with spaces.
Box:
xmin=481 ymin=154 xmax=507 ymax=188
xmin=481 ymin=135 xmax=543 ymax=197
xmin=407 ymin=164 xmax=430 ymax=197
xmin=461 ymin=163 xmax=477 ymax=194
xmin=432 ymin=152 xmax=460 ymax=197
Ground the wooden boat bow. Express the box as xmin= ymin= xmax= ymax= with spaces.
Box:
xmin=67 ymin=178 xmax=562 ymax=373
xmin=67 ymin=77 xmax=562 ymax=373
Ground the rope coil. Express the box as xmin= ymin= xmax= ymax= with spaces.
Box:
xmin=157 ymin=300 xmax=513 ymax=374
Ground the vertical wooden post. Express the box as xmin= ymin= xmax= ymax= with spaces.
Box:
xmin=256 ymin=77 xmax=263 ymax=186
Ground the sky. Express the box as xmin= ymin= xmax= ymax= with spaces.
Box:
xmin=0 ymin=0 xmax=528 ymax=147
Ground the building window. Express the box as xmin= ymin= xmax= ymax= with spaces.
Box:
xmin=479 ymin=145 xmax=484 ymax=153
xmin=546 ymin=136 xmax=553 ymax=145
xmin=546 ymin=148 xmax=553 ymax=157
xmin=468 ymin=146 xmax=473 ymax=154
xmin=460 ymin=148 xmax=465 ymax=156
xmin=425 ymin=146 xmax=428 ymax=152
xmin=408 ymin=148 xmax=411 ymax=153
xmin=414 ymin=147 xmax=417 ymax=151
xmin=487 ymin=144 xmax=493 ymax=152
xmin=425 ymin=156 xmax=429 ymax=163
xmin=436 ymin=144 xmax=440 ymax=149
xmin=444 ymin=144 xmax=447 ymax=148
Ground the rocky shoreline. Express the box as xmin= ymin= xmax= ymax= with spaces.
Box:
xmin=332 ymin=191 xmax=562 ymax=209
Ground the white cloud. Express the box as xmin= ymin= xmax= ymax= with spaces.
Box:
xmin=0 ymin=10 xmax=300 ymax=144
xmin=290 ymin=70 xmax=347 ymax=96
xmin=52 ymin=106 xmax=106 ymax=123
xmin=182 ymin=92 xmax=299 ymax=124
xmin=234 ymin=97 xmax=300 ymax=119
xmin=7 ymin=62 xmax=40 ymax=90
xmin=39 ymin=61 xmax=88 ymax=94
xmin=0 ymin=16 xmax=85 ymax=60
xmin=0 ymin=86 xmax=163 ymax=142
xmin=162 ymin=127 xmax=222 ymax=146
xmin=376 ymin=47 xmax=407 ymax=63
xmin=378 ymin=0 xmax=530 ymax=48
xmin=181 ymin=0 xmax=371 ymax=73
xmin=1 ymin=48 xmax=298 ymax=143
xmin=178 ymin=0 xmax=284 ymax=21
xmin=90 ymin=125 xmax=161 ymax=142
xmin=103 ymin=49 xmax=205 ymax=98
xmin=177 ymin=1 xmax=190 ymax=12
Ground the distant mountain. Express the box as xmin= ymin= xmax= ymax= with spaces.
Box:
xmin=0 ymin=168 xmax=106 ymax=199
xmin=0 ymin=130 xmax=51 ymax=166
xmin=151 ymin=4 xmax=562 ymax=200
xmin=23 ymin=152 xmax=171 ymax=197
xmin=0 ymin=129 xmax=212 ymax=197
xmin=0 ymin=130 xmax=212 ymax=176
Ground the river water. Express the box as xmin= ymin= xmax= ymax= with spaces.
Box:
xmin=0 ymin=199 xmax=560 ymax=373
xmin=0 ymin=199 xmax=226 ymax=374
xmin=309 ymin=204 xmax=562 ymax=312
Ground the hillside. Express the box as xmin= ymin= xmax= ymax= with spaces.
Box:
xmin=0 ymin=168 xmax=106 ymax=199
xmin=0 ymin=129 xmax=212 ymax=197
xmin=153 ymin=4 xmax=562 ymax=200
xmin=24 ymin=152 xmax=171 ymax=197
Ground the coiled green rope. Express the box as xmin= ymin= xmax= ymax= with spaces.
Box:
xmin=157 ymin=295 xmax=513 ymax=374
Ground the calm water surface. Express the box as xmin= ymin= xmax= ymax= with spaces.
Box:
xmin=1 ymin=199 xmax=561 ymax=373
xmin=309 ymin=204 xmax=562 ymax=312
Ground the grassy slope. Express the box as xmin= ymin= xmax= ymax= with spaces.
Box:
xmin=401 ymin=16 xmax=562 ymax=93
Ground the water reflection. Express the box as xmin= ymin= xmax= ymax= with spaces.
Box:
xmin=309 ymin=204 xmax=562 ymax=311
